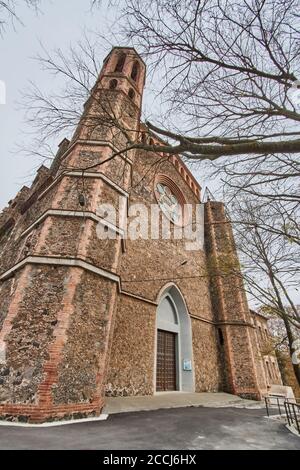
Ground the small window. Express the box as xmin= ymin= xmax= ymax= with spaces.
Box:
xmin=218 ymin=328 xmax=224 ymax=346
xmin=0 ymin=218 xmax=15 ymax=239
xmin=109 ymin=79 xmax=118 ymax=90
xmin=271 ymin=361 xmax=277 ymax=379
xmin=114 ymin=53 xmax=126 ymax=73
xmin=131 ymin=61 xmax=140 ymax=82
xmin=266 ymin=361 xmax=272 ymax=381
xmin=128 ymin=88 xmax=135 ymax=100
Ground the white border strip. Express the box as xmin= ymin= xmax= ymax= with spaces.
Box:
xmin=20 ymin=209 xmax=124 ymax=240
xmin=120 ymin=288 xmax=158 ymax=306
xmin=0 ymin=256 xmax=120 ymax=283
xmin=69 ymin=171 xmax=129 ymax=196
xmin=0 ymin=258 xmax=159 ymax=306
xmin=0 ymin=414 xmax=109 ymax=428
xmin=58 ymin=139 xmax=133 ymax=166
xmin=38 ymin=171 xmax=129 ymax=202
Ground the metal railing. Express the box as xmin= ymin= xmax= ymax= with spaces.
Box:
xmin=264 ymin=395 xmax=289 ymax=417
xmin=284 ymin=401 xmax=300 ymax=434
xmin=264 ymin=395 xmax=300 ymax=435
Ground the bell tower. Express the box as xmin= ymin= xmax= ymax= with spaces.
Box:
xmin=100 ymin=47 xmax=145 ymax=108
xmin=0 ymin=47 xmax=146 ymax=423
xmin=72 ymin=47 xmax=146 ymax=146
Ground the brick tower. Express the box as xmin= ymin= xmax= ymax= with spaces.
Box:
xmin=205 ymin=202 xmax=263 ymax=399
xmin=0 ymin=47 xmax=145 ymax=422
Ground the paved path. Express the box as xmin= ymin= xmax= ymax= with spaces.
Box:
xmin=103 ymin=392 xmax=262 ymax=414
xmin=0 ymin=407 xmax=299 ymax=450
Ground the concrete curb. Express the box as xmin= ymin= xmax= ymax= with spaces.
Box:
xmin=0 ymin=414 xmax=109 ymax=428
xmin=286 ymin=424 xmax=300 ymax=438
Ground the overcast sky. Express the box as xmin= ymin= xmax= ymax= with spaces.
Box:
xmin=0 ymin=2 xmax=88 ymax=207
xmin=1 ymin=0 xmax=222 ymax=212
xmin=0 ymin=2 xmax=121 ymax=209
xmin=0 ymin=1 xmax=215 ymax=211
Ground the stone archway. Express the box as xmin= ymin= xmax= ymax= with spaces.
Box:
xmin=155 ymin=285 xmax=195 ymax=392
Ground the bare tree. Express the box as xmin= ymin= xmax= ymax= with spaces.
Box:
xmin=22 ymin=1 xmax=300 ymax=158
xmin=17 ymin=2 xmax=299 ymax=239
xmin=0 ymin=1 xmax=101 ymax=34
xmin=20 ymin=2 xmax=299 ymax=238
xmin=267 ymin=313 xmax=300 ymax=395
xmin=231 ymin=197 xmax=300 ymax=384
xmin=211 ymin=150 xmax=300 ymax=242
xmin=103 ymin=0 xmax=300 ymax=158
xmin=0 ymin=0 xmax=41 ymax=33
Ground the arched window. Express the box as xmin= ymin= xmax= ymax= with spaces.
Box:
xmin=109 ymin=79 xmax=118 ymax=90
xmin=131 ymin=61 xmax=140 ymax=81
xmin=157 ymin=297 xmax=178 ymax=326
xmin=128 ymin=88 xmax=135 ymax=100
xmin=218 ymin=328 xmax=224 ymax=346
xmin=149 ymin=138 xmax=154 ymax=145
xmin=156 ymin=286 xmax=195 ymax=392
xmin=114 ymin=53 xmax=126 ymax=73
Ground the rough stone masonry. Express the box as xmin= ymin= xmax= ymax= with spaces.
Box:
xmin=0 ymin=47 xmax=271 ymax=422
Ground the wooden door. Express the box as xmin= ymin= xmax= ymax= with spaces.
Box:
xmin=156 ymin=330 xmax=177 ymax=391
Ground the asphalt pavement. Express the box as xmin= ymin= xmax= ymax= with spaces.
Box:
xmin=0 ymin=406 xmax=299 ymax=450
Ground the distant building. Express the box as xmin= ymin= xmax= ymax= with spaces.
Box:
xmin=250 ymin=310 xmax=283 ymax=388
xmin=267 ymin=314 xmax=300 ymax=397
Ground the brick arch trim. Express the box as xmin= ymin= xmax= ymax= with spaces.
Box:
xmin=154 ymin=174 xmax=187 ymax=226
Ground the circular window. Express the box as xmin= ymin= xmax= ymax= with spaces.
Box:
xmin=128 ymin=88 xmax=135 ymax=100
xmin=109 ymin=79 xmax=118 ymax=90
xmin=154 ymin=175 xmax=186 ymax=226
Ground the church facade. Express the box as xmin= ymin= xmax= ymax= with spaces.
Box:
xmin=0 ymin=47 xmax=270 ymax=422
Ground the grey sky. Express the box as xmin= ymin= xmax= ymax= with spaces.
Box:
xmin=0 ymin=1 xmax=216 ymax=210
xmin=0 ymin=1 xmax=116 ymax=209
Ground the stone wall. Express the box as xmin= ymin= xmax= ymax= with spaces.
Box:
xmin=106 ymin=149 xmax=222 ymax=395
xmin=106 ymin=295 xmax=156 ymax=397
xmin=192 ymin=319 xmax=222 ymax=392
xmin=54 ymin=273 xmax=117 ymax=405
xmin=0 ymin=266 xmax=67 ymax=405
xmin=205 ymin=201 xmax=262 ymax=400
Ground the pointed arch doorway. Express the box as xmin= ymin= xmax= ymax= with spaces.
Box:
xmin=155 ymin=285 xmax=195 ymax=392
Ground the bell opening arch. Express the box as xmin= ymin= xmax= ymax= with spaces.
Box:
xmin=155 ymin=284 xmax=195 ymax=393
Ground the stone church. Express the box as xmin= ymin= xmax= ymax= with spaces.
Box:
xmin=0 ymin=47 xmax=273 ymax=422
